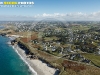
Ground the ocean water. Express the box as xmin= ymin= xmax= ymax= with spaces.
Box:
xmin=0 ymin=26 xmax=5 ymax=29
xmin=0 ymin=36 xmax=34 ymax=75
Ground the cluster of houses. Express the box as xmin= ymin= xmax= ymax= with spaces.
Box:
xmin=32 ymin=38 xmax=73 ymax=54
xmin=63 ymin=53 xmax=91 ymax=64
xmin=29 ymin=24 xmax=100 ymax=65
xmin=32 ymin=38 xmax=92 ymax=64
xmin=29 ymin=24 xmax=100 ymax=55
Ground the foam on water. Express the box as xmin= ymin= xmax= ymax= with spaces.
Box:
xmin=12 ymin=46 xmax=37 ymax=75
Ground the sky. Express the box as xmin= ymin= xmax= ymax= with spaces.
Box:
xmin=0 ymin=0 xmax=100 ymax=21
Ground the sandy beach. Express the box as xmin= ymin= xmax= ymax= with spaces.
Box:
xmin=12 ymin=44 xmax=57 ymax=75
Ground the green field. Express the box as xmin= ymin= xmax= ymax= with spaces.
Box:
xmin=81 ymin=53 xmax=100 ymax=66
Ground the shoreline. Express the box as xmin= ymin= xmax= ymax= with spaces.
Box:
xmin=12 ymin=45 xmax=38 ymax=75
xmin=11 ymin=44 xmax=57 ymax=75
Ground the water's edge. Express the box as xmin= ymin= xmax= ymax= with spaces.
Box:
xmin=11 ymin=45 xmax=37 ymax=75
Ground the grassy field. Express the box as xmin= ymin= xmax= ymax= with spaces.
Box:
xmin=44 ymin=36 xmax=58 ymax=41
xmin=71 ymin=25 xmax=90 ymax=31
xmin=81 ymin=53 xmax=100 ymax=66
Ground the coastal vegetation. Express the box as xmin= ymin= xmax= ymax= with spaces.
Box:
xmin=1 ymin=21 xmax=100 ymax=75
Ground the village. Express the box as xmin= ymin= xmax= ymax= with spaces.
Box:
xmin=0 ymin=21 xmax=100 ymax=75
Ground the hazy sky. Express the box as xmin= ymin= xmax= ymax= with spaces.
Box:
xmin=0 ymin=0 xmax=100 ymax=21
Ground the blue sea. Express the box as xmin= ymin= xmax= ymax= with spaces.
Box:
xmin=0 ymin=26 xmax=5 ymax=29
xmin=0 ymin=36 xmax=34 ymax=75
